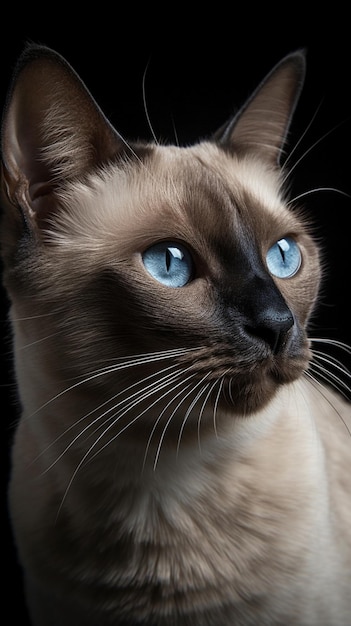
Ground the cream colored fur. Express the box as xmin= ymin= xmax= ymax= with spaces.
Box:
xmin=1 ymin=45 xmax=350 ymax=625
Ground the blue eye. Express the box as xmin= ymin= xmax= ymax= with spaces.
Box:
xmin=142 ymin=242 xmax=194 ymax=287
xmin=266 ymin=237 xmax=301 ymax=278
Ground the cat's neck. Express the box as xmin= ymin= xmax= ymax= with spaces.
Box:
xmin=15 ymin=371 xmax=326 ymax=513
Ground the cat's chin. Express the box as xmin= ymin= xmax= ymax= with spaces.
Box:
xmin=219 ymin=359 xmax=307 ymax=415
xmin=176 ymin=336 xmax=311 ymax=416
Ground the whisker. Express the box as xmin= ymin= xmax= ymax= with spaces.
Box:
xmin=55 ymin=367 xmax=188 ymax=521
xmin=86 ymin=370 xmax=186 ymax=455
xmin=27 ymin=347 xmax=195 ymax=420
xmin=18 ymin=332 xmax=60 ymax=350
xmin=213 ymin=376 xmax=226 ymax=438
xmin=282 ymin=101 xmax=323 ymax=173
xmin=309 ymin=338 xmax=350 ymax=399
xmin=197 ymin=379 xmax=219 ymax=454
xmin=282 ymin=118 xmax=348 ymax=186
xmin=308 ymin=361 xmax=350 ymax=399
xmin=142 ymin=57 xmax=158 ymax=145
xmin=171 ymin=114 xmax=180 ymax=147
xmin=40 ymin=363 xmax=183 ymax=473
xmin=95 ymin=369 xmax=186 ymax=450
xmin=228 ymin=377 xmax=234 ymax=404
xmin=287 ymin=187 xmax=350 ymax=205
xmin=142 ymin=370 xmax=199 ymax=471
xmin=312 ymin=350 xmax=351 ymax=378
xmin=305 ymin=371 xmax=351 ymax=437
xmin=310 ymin=338 xmax=351 ymax=354
xmin=176 ymin=373 xmax=213 ymax=458
xmin=8 ymin=311 xmax=59 ymax=322
xmin=151 ymin=376 xmax=199 ymax=471
xmin=103 ymin=123 xmax=164 ymax=190
xmin=82 ymin=347 xmax=195 ymax=375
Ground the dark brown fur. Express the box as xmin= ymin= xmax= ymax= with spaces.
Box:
xmin=1 ymin=45 xmax=350 ymax=625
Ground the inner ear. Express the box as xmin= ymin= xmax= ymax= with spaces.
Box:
xmin=214 ymin=51 xmax=306 ymax=164
xmin=1 ymin=44 xmax=124 ymax=215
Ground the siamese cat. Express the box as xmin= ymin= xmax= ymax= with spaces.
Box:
xmin=1 ymin=44 xmax=350 ymax=625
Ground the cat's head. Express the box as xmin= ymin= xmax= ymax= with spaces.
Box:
xmin=0 ymin=45 xmax=320 ymax=421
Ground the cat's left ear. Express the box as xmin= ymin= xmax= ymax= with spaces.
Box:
xmin=214 ymin=50 xmax=306 ymax=165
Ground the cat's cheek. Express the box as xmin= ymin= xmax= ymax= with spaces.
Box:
xmin=277 ymin=258 xmax=321 ymax=327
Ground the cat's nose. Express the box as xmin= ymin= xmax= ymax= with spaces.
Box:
xmin=237 ymin=272 xmax=295 ymax=355
xmin=245 ymin=307 xmax=294 ymax=354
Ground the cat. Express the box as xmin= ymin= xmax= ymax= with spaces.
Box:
xmin=1 ymin=43 xmax=350 ymax=626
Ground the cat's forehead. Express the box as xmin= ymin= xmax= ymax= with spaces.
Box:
xmin=117 ymin=141 xmax=286 ymax=224
xmin=122 ymin=142 xmax=292 ymax=240
xmin=156 ymin=142 xmax=285 ymax=214
xmin=57 ymin=141 xmax=297 ymax=256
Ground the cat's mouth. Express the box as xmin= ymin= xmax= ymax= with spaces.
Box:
xmin=178 ymin=336 xmax=311 ymax=415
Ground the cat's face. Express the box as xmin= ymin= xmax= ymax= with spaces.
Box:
xmin=2 ymin=140 xmax=319 ymax=418
xmin=0 ymin=46 xmax=320 ymax=431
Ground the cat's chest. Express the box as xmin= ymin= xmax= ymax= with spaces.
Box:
xmin=35 ymin=436 xmax=331 ymax=626
xmin=12 ymin=399 xmax=343 ymax=623
xmin=50 ymin=420 xmax=322 ymax=570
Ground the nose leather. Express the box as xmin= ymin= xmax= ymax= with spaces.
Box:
xmin=226 ymin=272 xmax=295 ymax=355
xmin=247 ymin=305 xmax=294 ymax=354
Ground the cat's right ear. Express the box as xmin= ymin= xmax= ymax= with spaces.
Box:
xmin=1 ymin=44 xmax=123 ymax=221
xmin=214 ymin=50 xmax=306 ymax=165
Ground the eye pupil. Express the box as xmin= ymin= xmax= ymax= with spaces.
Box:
xmin=165 ymin=249 xmax=171 ymax=272
xmin=266 ymin=237 xmax=301 ymax=278
xmin=142 ymin=242 xmax=193 ymax=288
xmin=278 ymin=244 xmax=285 ymax=262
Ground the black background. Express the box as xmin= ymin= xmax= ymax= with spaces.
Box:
xmin=1 ymin=14 xmax=350 ymax=625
